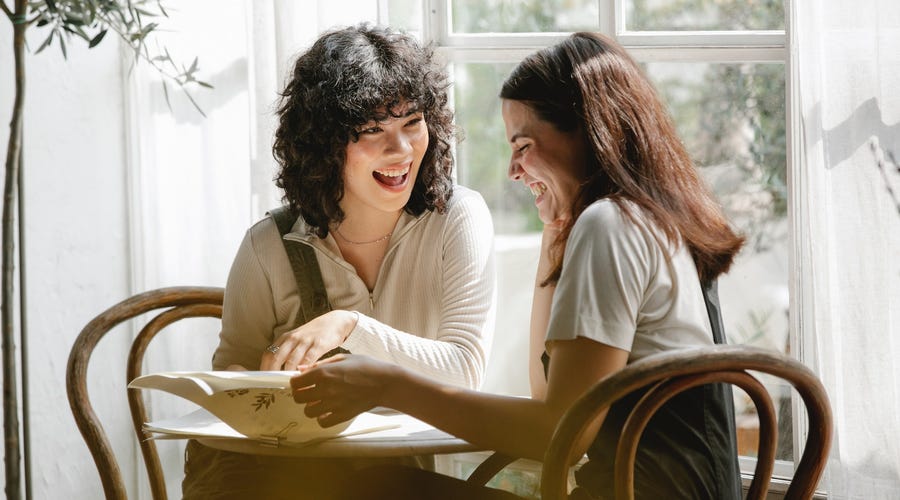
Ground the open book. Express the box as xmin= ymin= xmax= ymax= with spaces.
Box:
xmin=129 ymin=371 xmax=398 ymax=445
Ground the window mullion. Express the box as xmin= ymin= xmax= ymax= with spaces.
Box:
xmin=423 ymin=0 xmax=449 ymax=45
xmin=627 ymin=46 xmax=785 ymax=64
xmin=599 ymin=0 xmax=617 ymax=37
xmin=618 ymin=30 xmax=785 ymax=47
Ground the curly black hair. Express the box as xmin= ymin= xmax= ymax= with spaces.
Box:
xmin=273 ymin=24 xmax=456 ymax=238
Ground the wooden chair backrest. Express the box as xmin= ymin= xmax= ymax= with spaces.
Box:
xmin=66 ymin=286 xmax=224 ymax=500
xmin=540 ymin=344 xmax=833 ymax=500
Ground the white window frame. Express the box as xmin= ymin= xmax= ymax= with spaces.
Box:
xmin=400 ymin=0 xmax=803 ymax=486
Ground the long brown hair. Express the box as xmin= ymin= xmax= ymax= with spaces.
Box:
xmin=500 ymin=32 xmax=744 ymax=284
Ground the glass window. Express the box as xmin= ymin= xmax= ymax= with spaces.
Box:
xmin=624 ymin=0 xmax=785 ymax=31
xmin=450 ymin=0 xmax=600 ymax=33
xmin=383 ymin=0 xmax=423 ymax=34
xmin=453 ymin=62 xmax=541 ymax=234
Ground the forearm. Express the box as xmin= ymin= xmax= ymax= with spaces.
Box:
xmin=384 ymin=369 xmax=559 ymax=461
xmin=344 ymin=313 xmax=487 ymax=389
xmin=529 ymin=225 xmax=560 ymax=399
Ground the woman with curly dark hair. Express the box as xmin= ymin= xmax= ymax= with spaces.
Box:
xmin=183 ymin=24 xmax=496 ymax=500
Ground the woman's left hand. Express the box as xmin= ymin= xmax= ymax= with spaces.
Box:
xmin=290 ymin=354 xmax=400 ymax=427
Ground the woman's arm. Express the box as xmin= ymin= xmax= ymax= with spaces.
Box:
xmin=529 ymin=224 xmax=562 ymax=400
xmin=213 ymin=226 xmax=279 ymax=371
xmin=292 ymin=337 xmax=627 ymax=462
xmin=338 ymin=190 xmax=496 ymax=389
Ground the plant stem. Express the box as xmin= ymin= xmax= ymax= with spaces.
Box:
xmin=2 ymin=1 xmax=26 ymax=498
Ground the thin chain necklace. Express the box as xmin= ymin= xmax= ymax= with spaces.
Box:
xmin=333 ymin=225 xmax=392 ymax=245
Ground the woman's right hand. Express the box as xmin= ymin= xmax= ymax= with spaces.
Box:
xmin=290 ymin=354 xmax=402 ymax=427
xmin=259 ymin=310 xmax=359 ymax=371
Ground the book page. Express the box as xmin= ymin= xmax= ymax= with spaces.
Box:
xmin=129 ymin=371 xmax=352 ymax=441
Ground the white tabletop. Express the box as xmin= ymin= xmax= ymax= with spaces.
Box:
xmin=193 ymin=410 xmax=480 ymax=458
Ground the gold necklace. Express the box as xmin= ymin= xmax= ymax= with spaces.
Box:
xmin=333 ymin=226 xmax=392 ymax=245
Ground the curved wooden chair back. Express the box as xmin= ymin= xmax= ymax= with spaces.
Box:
xmin=466 ymin=345 xmax=832 ymax=499
xmin=66 ymin=286 xmax=224 ymax=500
xmin=540 ymin=345 xmax=833 ymax=500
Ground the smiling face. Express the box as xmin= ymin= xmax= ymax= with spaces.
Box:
xmin=341 ymin=101 xmax=429 ymax=218
xmin=502 ymin=99 xmax=588 ymax=225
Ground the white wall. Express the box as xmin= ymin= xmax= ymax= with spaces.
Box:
xmin=0 ymin=21 xmax=135 ymax=499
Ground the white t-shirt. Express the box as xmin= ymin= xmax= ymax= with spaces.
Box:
xmin=545 ymin=199 xmax=713 ymax=361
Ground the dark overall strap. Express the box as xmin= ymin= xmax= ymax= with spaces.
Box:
xmin=700 ymin=278 xmax=743 ymax=500
xmin=267 ymin=206 xmax=331 ymax=324
xmin=700 ymin=279 xmax=727 ymax=345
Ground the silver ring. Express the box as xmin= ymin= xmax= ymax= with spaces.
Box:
xmin=265 ymin=344 xmax=280 ymax=354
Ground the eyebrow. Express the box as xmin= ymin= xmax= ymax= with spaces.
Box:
xmin=509 ymin=132 xmax=528 ymax=143
xmin=366 ymin=106 xmax=422 ymax=124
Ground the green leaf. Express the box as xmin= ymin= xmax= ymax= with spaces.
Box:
xmin=196 ymin=80 xmax=214 ymax=89
xmin=161 ymin=79 xmax=172 ymax=111
xmin=182 ymin=88 xmax=207 ymax=118
xmin=46 ymin=0 xmax=57 ymax=13
xmin=88 ymin=29 xmax=107 ymax=48
xmin=140 ymin=21 xmax=158 ymax=37
xmin=74 ymin=25 xmax=90 ymax=42
xmin=59 ymin=32 xmax=67 ymax=59
xmin=63 ymin=12 xmax=86 ymax=26
xmin=187 ymin=56 xmax=198 ymax=75
xmin=134 ymin=7 xmax=157 ymax=17
xmin=35 ymin=30 xmax=54 ymax=54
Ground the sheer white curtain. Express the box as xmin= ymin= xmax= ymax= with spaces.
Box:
xmin=793 ymin=1 xmax=900 ymax=498
xmin=126 ymin=2 xmax=380 ymax=497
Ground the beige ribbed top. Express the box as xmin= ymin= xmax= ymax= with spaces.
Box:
xmin=212 ymin=186 xmax=497 ymax=389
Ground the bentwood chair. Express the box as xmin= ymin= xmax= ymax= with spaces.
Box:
xmin=467 ymin=345 xmax=833 ymax=500
xmin=66 ymin=286 xmax=224 ymax=500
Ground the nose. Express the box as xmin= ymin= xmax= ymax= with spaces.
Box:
xmin=508 ymin=158 xmax=524 ymax=181
xmin=385 ymin=130 xmax=413 ymax=155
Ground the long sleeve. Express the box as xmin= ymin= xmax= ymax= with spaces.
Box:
xmin=212 ymin=225 xmax=282 ymax=371
xmin=341 ymin=188 xmax=497 ymax=389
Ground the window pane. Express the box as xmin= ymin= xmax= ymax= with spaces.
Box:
xmin=384 ymin=0 xmax=423 ymax=34
xmin=450 ymin=0 xmax=600 ymax=33
xmin=646 ymin=61 xmax=791 ymax=460
xmin=453 ymin=62 xmax=543 ymax=234
xmin=625 ymin=0 xmax=785 ymax=31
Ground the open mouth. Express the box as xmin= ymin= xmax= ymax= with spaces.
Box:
xmin=529 ymin=182 xmax=547 ymax=197
xmin=373 ymin=165 xmax=411 ymax=188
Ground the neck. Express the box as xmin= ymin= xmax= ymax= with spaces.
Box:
xmin=333 ymin=210 xmax=401 ymax=244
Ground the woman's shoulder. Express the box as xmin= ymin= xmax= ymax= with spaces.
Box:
xmin=446 ymin=184 xmax=488 ymax=210
xmin=570 ymin=198 xmax=660 ymax=254
xmin=432 ymin=184 xmax=491 ymax=223
xmin=578 ymin=198 xmax=625 ymax=223
xmin=573 ymin=199 xmax=638 ymax=237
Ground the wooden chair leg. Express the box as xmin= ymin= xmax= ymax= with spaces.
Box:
xmin=466 ymin=452 xmax=517 ymax=485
